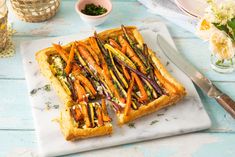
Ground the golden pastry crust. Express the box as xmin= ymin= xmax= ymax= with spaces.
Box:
xmin=36 ymin=48 xmax=74 ymax=107
xmin=36 ymin=26 xmax=186 ymax=140
xmin=60 ymin=108 xmax=112 ymax=141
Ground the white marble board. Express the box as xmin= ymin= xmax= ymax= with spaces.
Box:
xmin=20 ymin=22 xmax=211 ymax=157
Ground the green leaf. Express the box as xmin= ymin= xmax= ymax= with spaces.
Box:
xmin=213 ymin=21 xmax=235 ymax=41
xmin=227 ymin=18 xmax=235 ymax=41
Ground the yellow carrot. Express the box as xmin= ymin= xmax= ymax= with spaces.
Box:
xmin=118 ymin=36 xmax=146 ymax=74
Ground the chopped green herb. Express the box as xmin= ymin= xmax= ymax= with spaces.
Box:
xmin=30 ymin=84 xmax=51 ymax=96
xmin=150 ymin=120 xmax=159 ymax=125
xmin=53 ymin=105 xmax=60 ymax=109
xmin=43 ymin=84 xmax=51 ymax=92
xmin=82 ymin=3 xmax=107 ymax=16
xmin=30 ymin=89 xmax=38 ymax=95
xmin=157 ymin=113 xmax=164 ymax=116
xmin=45 ymin=101 xmax=59 ymax=110
xmin=166 ymin=61 xmax=170 ymax=66
xmin=128 ymin=122 xmax=136 ymax=128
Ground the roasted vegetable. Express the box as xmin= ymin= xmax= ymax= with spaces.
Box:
xmin=109 ymin=70 xmax=127 ymax=98
xmin=115 ymin=58 xmax=163 ymax=95
xmin=96 ymin=105 xmax=104 ymax=126
xmin=108 ymin=48 xmax=128 ymax=89
xmin=132 ymin=72 xmax=148 ymax=102
xmin=81 ymin=102 xmax=91 ymax=128
xmin=88 ymin=103 xmax=95 ymax=128
xmin=101 ymin=99 xmax=112 ymax=122
xmin=70 ymin=106 xmax=83 ymax=122
xmin=118 ymin=36 xmax=146 ymax=74
xmin=124 ymin=76 xmax=135 ymax=116
xmin=104 ymin=44 xmax=136 ymax=69
xmin=65 ymin=43 xmax=75 ymax=75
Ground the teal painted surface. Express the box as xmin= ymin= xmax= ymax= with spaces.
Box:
xmin=0 ymin=0 xmax=235 ymax=157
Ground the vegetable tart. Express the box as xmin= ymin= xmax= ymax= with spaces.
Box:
xmin=36 ymin=25 xmax=186 ymax=141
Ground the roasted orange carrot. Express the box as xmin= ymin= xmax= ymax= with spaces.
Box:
xmin=96 ymin=106 xmax=104 ymax=126
xmin=88 ymin=37 xmax=101 ymax=56
xmin=98 ymin=51 xmax=123 ymax=102
xmin=101 ymin=99 xmax=108 ymax=114
xmin=71 ymin=64 xmax=81 ymax=73
xmin=74 ymin=73 xmax=97 ymax=96
xmin=154 ymin=69 xmax=177 ymax=94
xmin=122 ymin=65 xmax=131 ymax=81
xmin=74 ymin=80 xmax=87 ymax=102
xmin=52 ymin=44 xmax=69 ymax=62
xmin=81 ymin=103 xmax=91 ymax=127
xmin=132 ymin=72 xmax=148 ymax=102
xmin=109 ymin=39 xmax=122 ymax=50
xmin=53 ymin=43 xmax=81 ymax=71
xmin=73 ymin=107 xmax=83 ymax=122
xmin=65 ymin=43 xmax=75 ymax=75
xmin=124 ymin=76 xmax=135 ymax=116
xmin=101 ymin=99 xmax=111 ymax=122
xmin=118 ymin=36 xmax=146 ymax=74
xmin=77 ymin=44 xmax=103 ymax=74
xmin=121 ymin=45 xmax=127 ymax=54
xmin=77 ymin=41 xmax=100 ymax=65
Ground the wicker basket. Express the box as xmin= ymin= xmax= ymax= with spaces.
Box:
xmin=10 ymin=0 xmax=60 ymax=23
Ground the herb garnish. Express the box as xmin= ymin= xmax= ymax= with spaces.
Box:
xmin=128 ymin=122 xmax=136 ymax=128
xmin=82 ymin=4 xmax=107 ymax=16
xmin=44 ymin=84 xmax=51 ymax=91
xmin=30 ymin=84 xmax=51 ymax=95
xmin=150 ymin=120 xmax=159 ymax=125
xmin=45 ymin=101 xmax=59 ymax=110
xmin=166 ymin=61 xmax=170 ymax=66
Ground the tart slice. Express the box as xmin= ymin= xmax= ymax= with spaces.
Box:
xmin=60 ymin=100 xmax=112 ymax=141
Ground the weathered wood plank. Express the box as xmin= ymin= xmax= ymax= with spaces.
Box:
xmin=0 ymin=80 xmax=234 ymax=131
xmin=0 ymin=131 xmax=234 ymax=157
xmin=0 ymin=80 xmax=34 ymax=130
xmin=8 ymin=1 xmax=194 ymax=38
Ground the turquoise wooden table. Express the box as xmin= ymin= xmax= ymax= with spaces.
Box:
xmin=1 ymin=0 xmax=235 ymax=156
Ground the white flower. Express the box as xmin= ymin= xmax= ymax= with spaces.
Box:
xmin=209 ymin=30 xmax=235 ymax=60
xmin=196 ymin=18 xmax=216 ymax=41
xmin=205 ymin=0 xmax=235 ymax=25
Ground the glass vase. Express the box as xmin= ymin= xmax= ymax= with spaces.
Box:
xmin=210 ymin=53 xmax=235 ymax=73
xmin=0 ymin=0 xmax=8 ymax=51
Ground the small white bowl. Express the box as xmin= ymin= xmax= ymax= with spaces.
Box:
xmin=75 ymin=0 xmax=112 ymax=26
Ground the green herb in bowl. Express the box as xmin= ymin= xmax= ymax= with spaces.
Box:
xmin=81 ymin=3 xmax=107 ymax=16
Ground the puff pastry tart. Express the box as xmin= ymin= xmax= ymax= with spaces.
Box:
xmin=36 ymin=25 xmax=186 ymax=141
